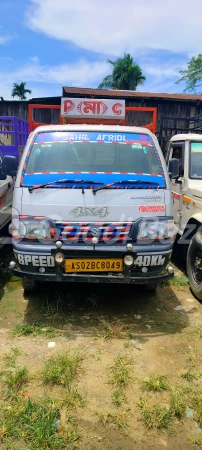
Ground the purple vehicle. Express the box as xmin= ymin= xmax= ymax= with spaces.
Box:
xmin=0 ymin=116 xmax=29 ymax=232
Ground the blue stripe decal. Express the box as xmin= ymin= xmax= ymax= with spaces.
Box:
xmin=22 ymin=172 xmax=165 ymax=187
xmin=34 ymin=131 xmax=153 ymax=144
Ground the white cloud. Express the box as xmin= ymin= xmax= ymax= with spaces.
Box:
xmin=12 ymin=59 xmax=108 ymax=85
xmin=0 ymin=58 xmax=109 ymax=99
xmin=141 ymin=59 xmax=187 ymax=79
xmin=26 ymin=0 xmax=202 ymax=56
xmin=0 ymin=34 xmax=13 ymax=45
xmin=29 ymin=56 xmax=40 ymax=63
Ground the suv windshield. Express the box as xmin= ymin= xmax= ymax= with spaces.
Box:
xmin=190 ymin=142 xmax=202 ymax=179
xmin=25 ymin=131 xmax=163 ymax=176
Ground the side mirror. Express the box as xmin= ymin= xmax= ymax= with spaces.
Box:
xmin=2 ymin=156 xmax=17 ymax=177
xmin=168 ymin=158 xmax=179 ymax=179
xmin=0 ymin=171 xmax=6 ymax=180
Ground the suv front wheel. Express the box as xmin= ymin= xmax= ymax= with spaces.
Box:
xmin=187 ymin=232 xmax=202 ymax=301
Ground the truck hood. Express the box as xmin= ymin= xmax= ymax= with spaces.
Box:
xmin=192 ymin=187 xmax=202 ymax=199
xmin=20 ymin=188 xmax=167 ymax=222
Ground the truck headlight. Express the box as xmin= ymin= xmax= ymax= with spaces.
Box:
xmin=24 ymin=219 xmax=51 ymax=240
xmin=10 ymin=217 xmax=26 ymax=240
xmin=10 ymin=217 xmax=52 ymax=241
xmin=137 ymin=219 xmax=176 ymax=242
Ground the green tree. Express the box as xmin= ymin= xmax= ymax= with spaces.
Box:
xmin=11 ymin=81 xmax=32 ymax=100
xmin=176 ymin=54 xmax=202 ymax=92
xmin=98 ymin=53 xmax=146 ymax=90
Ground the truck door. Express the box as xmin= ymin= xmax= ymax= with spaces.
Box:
xmin=168 ymin=142 xmax=185 ymax=231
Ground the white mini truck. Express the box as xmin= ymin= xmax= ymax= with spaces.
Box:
xmin=3 ymin=124 xmax=175 ymax=292
xmin=167 ymin=133 xmax=202 ymax=300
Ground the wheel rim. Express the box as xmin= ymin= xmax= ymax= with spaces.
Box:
xmin=191 ymin=248 xmax=202 ymax=284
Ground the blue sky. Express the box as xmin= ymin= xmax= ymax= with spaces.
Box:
xmin=0 ymin=0 xmax=200 ymax=99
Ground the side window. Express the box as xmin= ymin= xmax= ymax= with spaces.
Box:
xmin=171 ymin=145 xmax=184 ymax=176
xmin=190 ymin=142 xmax=202 ymax=179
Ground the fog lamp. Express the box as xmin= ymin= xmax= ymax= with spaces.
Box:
xmin=124 ymin=255 xmax=134 ymax=267
xmin=167 ymin=265 xmax=174 ymax=274
xmin=55 ymin=253 xmax=65 ymax=264
xmin=9 ymin=261 xmax=16 ymax=269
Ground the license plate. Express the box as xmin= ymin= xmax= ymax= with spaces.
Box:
xmin=65 ymin=259 xmax=123 ymax=273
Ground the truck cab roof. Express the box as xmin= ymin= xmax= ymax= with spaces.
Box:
xmin=170 ymin=133 xmax=202 ymax=142
xmin=32 ymin=124 xmax=156 ymax=138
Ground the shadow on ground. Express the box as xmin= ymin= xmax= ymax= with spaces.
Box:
xmin=0 ymin=236 xmax=194 ymax=342
xmin=23 ymin=278 xmax=191 ymax=343
xmin=171 ymin=239 xmax=187 ymax=273
xmin=0 ymin=243 xmax=13 ymax=301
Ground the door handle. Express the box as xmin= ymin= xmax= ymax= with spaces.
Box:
xmin=176 ymin=177 xmax=184 ymax=185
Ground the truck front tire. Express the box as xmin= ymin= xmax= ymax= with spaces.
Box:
xmin=187 ymin=233 xmax=202 ymax=301
xmin=22 ymin=277 xmax=38 ymax=293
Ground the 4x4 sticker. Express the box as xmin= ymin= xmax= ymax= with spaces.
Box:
xmin=70 ymin=207 xmax=109 ymax=218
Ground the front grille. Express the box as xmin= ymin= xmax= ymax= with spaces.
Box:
xmin=54 ymin=222 xmax=132 ymax=244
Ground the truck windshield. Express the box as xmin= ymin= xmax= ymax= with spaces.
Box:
xmin=23 ymin=131 xmax=165 ymax=186
xmin=190 ymin=142 xmax=202 ymax=179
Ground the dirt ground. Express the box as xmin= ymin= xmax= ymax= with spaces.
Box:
xmin=0 ymin=246 xmax=202 ymax=449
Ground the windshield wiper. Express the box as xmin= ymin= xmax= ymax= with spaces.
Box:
xmin=93 ymin=180 xmax=161 ymax=194
xmin=27 ymin=179 xmax=104 ymax=193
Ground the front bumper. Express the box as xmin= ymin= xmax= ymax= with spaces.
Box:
xmin=10 ymin=242 xmax=174 ymax=284
xmin=11 ymin=268 xmax=173 ymax=284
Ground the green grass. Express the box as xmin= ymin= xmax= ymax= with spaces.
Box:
xmin=124 ymin=339 xmax=131 ymax=348
xmin=112 ymin=389 xmax=126 ymax=407
xmin=180 ymin=385 xmax=195 ymax=395
xmin=180 ymin=369 xmax=198 ymax=382
xmin=142 ymin=374 xmax=168 ymax=392
xmin=185 ymin=348 xmax=199 ymax=363
xmin=64 ymin=387 xmax=85 ymax=409
xmin=109 ymin=355 xmax=132 ymax=387
xmin=167 ymin=276 xmax=188 ymax=289
xmin=0 ymin=397 xmax=81 ymax=450
xmin=42 ymin=352 xmax=83 ymax=388
xmin=13 ymin=324 xmax=34 ymax=336
xmin=0 ymin=348 xmax=83 ymax=448
xmin=187 ymin=326 xmax=202 ymax=340
xmin=13 ymin=323 xmax=56 ymax=338
xmin=3 ymin=366 xmax=28 ymax=392
xmin=170 ymin=391 xmax=186 ymax=419
xmin=138 ymin=400 xmax=172 ymax=429
xmin=35 ymin=326 xmax=56 ymax=338
xmin=95 ymin=320 xmax=113 ymax=339
xmin=1 ymin=349 xmax=28 ymax=397
xmin=191 ymin=396 xmax=202 ymax=426
xmin=39 ymin=293 xmax=66 ymax=318
xmin=98 ymin=412 xmax=128 ymax=430
xmin=95 ymin=318 xmax=127 ymax=340
xmin=3 ymin=348 xmax=21 ymax=368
